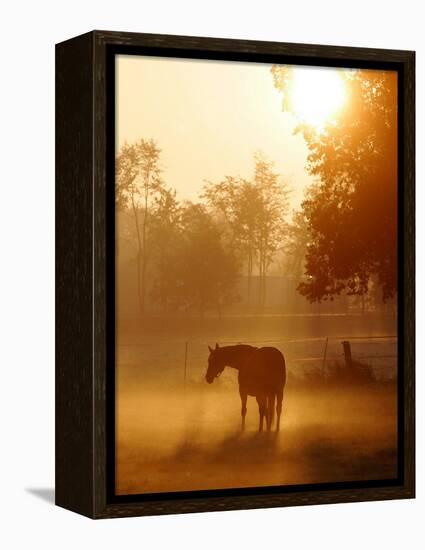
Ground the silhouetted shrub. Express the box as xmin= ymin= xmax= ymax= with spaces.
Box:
xmin=290 ymin=360 xmax=377 ymax=389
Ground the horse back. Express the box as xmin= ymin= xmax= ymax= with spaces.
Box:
xmin=239 ymin=346 xmax=286 ymax=394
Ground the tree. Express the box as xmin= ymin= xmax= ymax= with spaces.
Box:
xmin=253 ymin=153 xmax=291 ymax=306
xmin=233 ymin=179 xmax=262 ymax=304
xmin=116 ymin=139 xmax=164 ymax=313
xmin=178 ymin=203 xmax=239 ymax=316
xmin=203 ymin=176 xmax=261 ymax=304
xmin=203 ymin=153 xmax=290 ymax=307
xmin=148 ymin=201 xmax=240 ymax=316
xmin=149 ymin=188 xmax=182 ymax=311
xmin=272 ymin=67 xmax=397 ymax=302
xmin=284 ymin=208 xmax=310 ymax=285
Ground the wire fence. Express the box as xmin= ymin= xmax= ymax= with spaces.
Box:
xmin=118 ymin=334 xmax=398 ymax=384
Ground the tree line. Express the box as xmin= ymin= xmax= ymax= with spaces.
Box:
xmin=116 ymin=145 xmax=291 ymax=315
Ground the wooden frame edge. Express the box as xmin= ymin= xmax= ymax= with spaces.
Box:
xmin=55 ymin=30 xmax=415 ymax=519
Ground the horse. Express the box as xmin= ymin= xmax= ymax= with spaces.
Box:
xmin=205 ymin=343 xmax=286 ymax=432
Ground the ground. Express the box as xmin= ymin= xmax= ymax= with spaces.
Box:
xmin=115 ymin=313 xmax=398 ymax=495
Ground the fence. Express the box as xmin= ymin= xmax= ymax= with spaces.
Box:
xmin=117 ymin=334 xmax=398 ymax=385
xmin=183 ymin=335 xmax=397 ymax=383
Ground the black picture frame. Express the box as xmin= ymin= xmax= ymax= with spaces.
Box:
xmin=55 ymin=30 xmax=415 ymax=519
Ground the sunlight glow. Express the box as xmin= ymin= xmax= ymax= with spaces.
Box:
xmin=290 ymin=67 xmax=346 ymax=128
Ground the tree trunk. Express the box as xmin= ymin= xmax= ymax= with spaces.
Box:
xmin=258 ymin=243 xmax=265 ymax=310
xmin=131 ymin=193 xmax=144 ymax=314
xmin=247 ymin=248 xmax=252 ymax=307
xmin=139 ymin=171 xmax=152 ymax=314
xmin=258 ymin=239 xmax=267 ymax=309
xmin=258 ymin=248 xmax=262 ymax=309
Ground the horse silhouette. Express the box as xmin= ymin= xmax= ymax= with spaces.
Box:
xmin=205 ymin=343 xmax=286 ymax=431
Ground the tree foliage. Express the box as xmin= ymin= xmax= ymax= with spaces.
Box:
xmin=116 ymin=139 xmax=240 ymax=315
xmin=272 ymin=67 xmax=398 ymax=302
xmin=148 ymin=187 xmax=182 ymax=310
xmin=116 ymin=139 xmax=164 ymax=312
xmin=178 ymin=204 xmax=239 ymax=315
xmin=203 ymin=153 xmax=291 ymax=306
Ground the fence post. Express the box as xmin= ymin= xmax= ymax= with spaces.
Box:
xmin=321 ymin=337 xmax=328 ymax=376
xmin=342 ymin=340 xmax=353 ymax=368
xmin=183 ymin=341 xmax=188 ymax=386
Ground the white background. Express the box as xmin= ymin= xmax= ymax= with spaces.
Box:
xmin=0 ymin=0 xmax=423 ymax=547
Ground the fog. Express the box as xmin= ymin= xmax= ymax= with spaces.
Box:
xmin=116 ymin=314 xmax=397 ymax=495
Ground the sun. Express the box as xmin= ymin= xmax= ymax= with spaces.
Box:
xmin=289 ymin=67 xmax=346 ymax=128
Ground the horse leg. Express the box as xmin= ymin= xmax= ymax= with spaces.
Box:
xmin=257 ymin=396 xmax=266 ymax=432
xmin=239 ymin=388 xmax=247 ymax=430
xmin=267 ymin=394 xmax=275 ymax=431
xmin=276 ymin=389 xmax=283 ymax=432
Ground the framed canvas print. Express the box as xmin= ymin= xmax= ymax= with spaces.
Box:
xmin=55 ymin=30 xmax=415 ymax=519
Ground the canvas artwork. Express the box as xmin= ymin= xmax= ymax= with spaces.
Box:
xmin=114 ymin=55 xmax=398 ymax=496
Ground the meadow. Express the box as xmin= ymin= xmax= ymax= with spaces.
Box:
xmin=116 ymin=313 xmax=398 ymax=494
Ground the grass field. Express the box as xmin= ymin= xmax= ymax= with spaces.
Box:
xmin=115 ymin=313 xmax=398 ymax=495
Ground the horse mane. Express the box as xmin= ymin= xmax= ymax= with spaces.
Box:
xmin=231 ymin=344 xmax=257 ymax=350
xmin=216 ymin=344 xmax=257 ymax=366
xmin=219 ymin=344 xmax=257 ymax=354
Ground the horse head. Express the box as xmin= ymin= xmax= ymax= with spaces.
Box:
xmin=205 ymin=343 xmax=225 ymax=384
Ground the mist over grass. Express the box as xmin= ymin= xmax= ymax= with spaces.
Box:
xmin=116 ymin=313 xmax=397 ymax=495
xmin=117 ymin=382 xmax=397 ymax=495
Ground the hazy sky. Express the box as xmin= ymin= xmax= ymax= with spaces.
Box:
xmin=116 ymin=55 xmax=315 ymax=208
